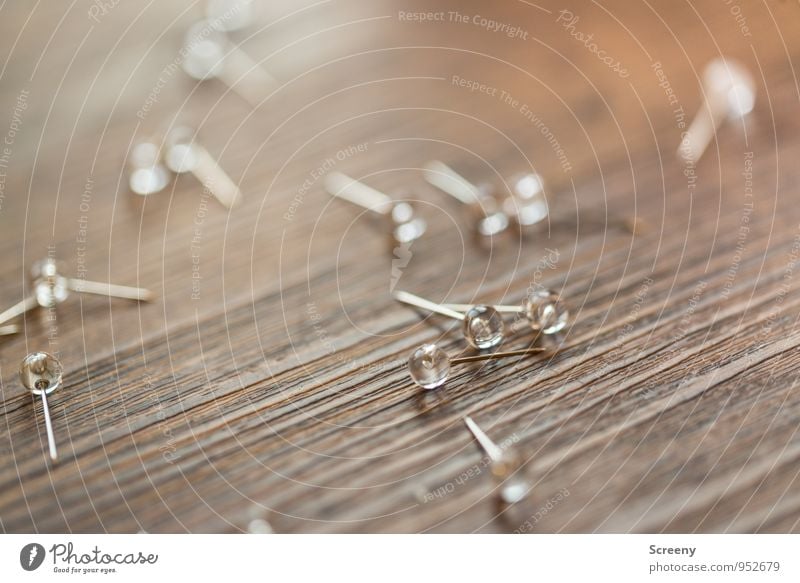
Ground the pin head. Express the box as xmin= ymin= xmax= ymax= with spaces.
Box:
xmin=489 ymin=447 xmax=529 ymax=504
xmin=389 ymin=202 xmax=427 ymax=245
xmin=182 ymin=21 xmax=227 ymax=81
xmin=30 ymin=258 xmax=69 ymax=307
xmin=408 ymin=343 xmax=451 ymax=389
xmin=523 ymin=289 xmax=568 ymax=334
xmin=129 ymin=142 xmax=170 ymax=196
xmin=463 ymin=305 xmax=505 ymax=349
xmin=164 ymin=126 xmax=199 ymax=174
xmin=19 ymin=352 xmax=63 ymax=396
xmin=504 ymin=173 xmax=548 ymax=227
xmin=704 ymin=58 xmax=755 ymax=119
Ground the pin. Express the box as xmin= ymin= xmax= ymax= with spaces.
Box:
xmin=324 ymin=172 xmax=427 ymax=247
xmin=19 ymin=352 xmax=63 ymax=461
xmin=129 ymin=126 xmax=242 ymax=208
xmin=394 ymin=290 xmax=505 ymax=349
xmin=423 ymin=160 xmax=509 ymax=239
xmin=464 ymin=416 xmax=530 ymax=504
xmin=679 ymin=58 xmax=755 ymax=164
xmin=407 ymin=343 xmax=545 ymax=389
xmin=0 ymin=258 xmax=153 ymax=331
xmin=182 ymin=20 xmax=275 ymax=107
xmin=441 ymin=288 xmax=569 ymax=335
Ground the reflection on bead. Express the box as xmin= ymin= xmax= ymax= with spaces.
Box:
xmin=19 ymin=352 xmax=63 ymax=395
xmin=408 ymin=344 xmax=451 ymax=390
xmin=523 ymin=289 xmax=569 ymax=335
xmin=463 ymin=305 xmax=504 ymax=349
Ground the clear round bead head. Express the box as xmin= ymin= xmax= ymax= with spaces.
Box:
xmin=30 ymin=258 xmax=69 ymax=307
xmin=19 ymin=352 xmax=63 ymax=396
xmin=463 ymin=305 xmax=505 ymax=349
xmin=505 ymin=173 xmax=549 ymax=227
xmin=408 ymin=344 xmax=451 ymax=389
xmin=164 ymin=126 xmax=199 ymax=174
xmin=128 ymin=142 xmax=170 ymax=196
xmin=389 ymin=202 xmax=427 ymax=245
xmin=523 ymin=289 xmax=568 ymax=335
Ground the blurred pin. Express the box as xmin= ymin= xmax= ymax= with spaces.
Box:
xmin=423 ymin=160 xmax=510 ymax=240
xmin=324 ymin=172 xmax=426 ymax=247
xmin=164 ymin=126 xmax=242 ymax=208
xmin=393 ymin=290 xmax=505 ymax=350
xmin=679 ymin=58 xmax=755 ymax=164
xmin=0 ymin=258 xmax=153 ymax=331
xmin=129 ymin=127 xmax=242 ymax=208
xmin=503 ymin=172 xmax=549 ymax=228
xmin=19 ymin=352 xmax=63 ymax=461
xmin=182 ymin=20 xmax=275 ymax=107
xmin=464 ymin=416 xmax=530 ymax=504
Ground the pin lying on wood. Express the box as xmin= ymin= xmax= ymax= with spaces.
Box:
xmin=407 ymin=343 xmax=546 ymax=389
xmin=182 ymin=19 xmax=276 ymax=107
xmin=19 ymin=352 xmax=64 ymax=461
xmin=0 ymin=258 xmax=153 ymax=332
xmin=129 ymin=126 xmax=242 ymax=208
xmin=678 ymin=58 xmax=755 ymax=164
xmin=324 ymin=172 xmax=427 ymax=248
xmin=441 ymin=288 xmax=569 ymax=335
xmin=393 ymin=290 xmax=505 ymax=350
xmin=464 ymin=416 xmax=530 ymax=504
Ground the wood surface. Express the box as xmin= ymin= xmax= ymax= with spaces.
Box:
xmin=1 ymin=0 xmax=800 ymax=533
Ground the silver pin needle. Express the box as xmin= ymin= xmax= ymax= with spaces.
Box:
xmin=678 ymin=58 xmax=755 ymax=164
xmin=0 ymin=296 xmax=39 ymax=326
xmin=67 ymin=279 xmax=154 ymax=302
xmin=325 ymin=172 xmax=394 ymax=214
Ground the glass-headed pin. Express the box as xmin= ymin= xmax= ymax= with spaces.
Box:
xmin=407 ymin=343 xmax=545 ymax=389
xmin=394 ymin=290 xmax=505 ymax=350
xmin=423 ymin=160 xmax=510 ymax=241
xmin=442 ymin=288 xmax=569 ymax=335
xmin=182 ymin=20 xmax=275 ymax=107
xmin=464 ymin=415 xmax=530 ymax=504
xmin=678 ymin=58 xmax=755 ymax=164
xmin=19 ymin=352 xmax=63 ymax=461
xmin=324 ymin=172 xmax=426 ymax=248
xmin=0 ymin=257 xmax=153 ymax=332
xmin=129 ymin=126 xmax=242 ymax=209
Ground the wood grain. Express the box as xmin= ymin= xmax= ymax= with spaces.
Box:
xmin=1 ymin=0 xmax=800 ymax=533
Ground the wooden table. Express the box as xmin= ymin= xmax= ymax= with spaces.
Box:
xmin=1 ymin=0 xmax=799 ymax=533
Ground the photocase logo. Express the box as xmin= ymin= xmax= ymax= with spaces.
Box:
xmin=19 ymin=543 xmax=46 ymax=571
